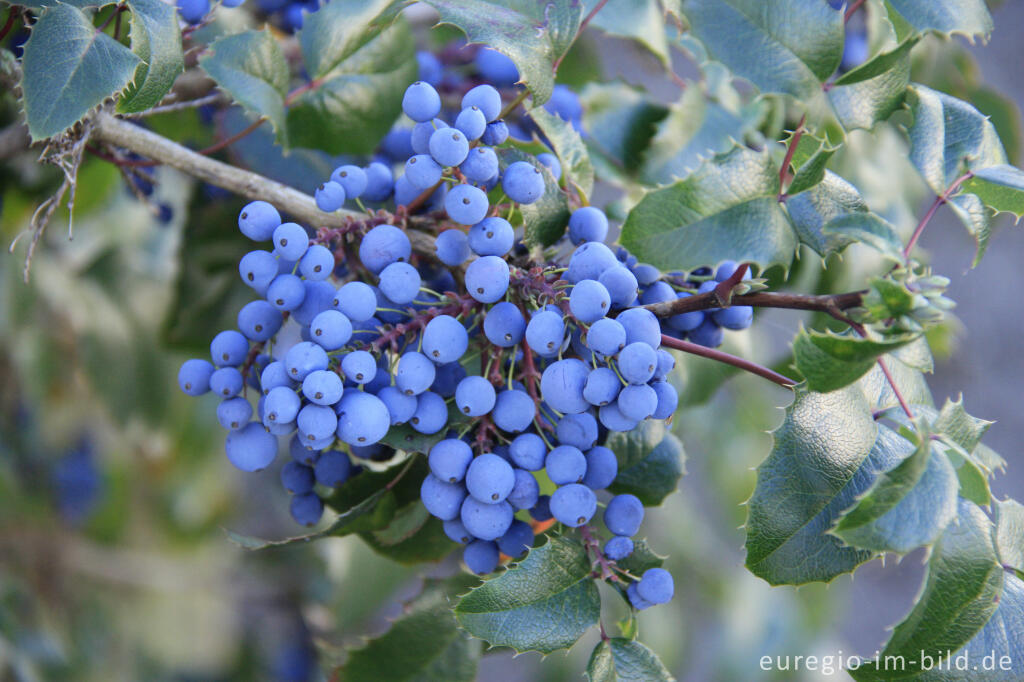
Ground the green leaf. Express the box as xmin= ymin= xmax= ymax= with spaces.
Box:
xmin=786 ymin=170 xmax=903 ymax=260
xmin=995 ymin=499 xmax=1024 ymax=575
xmin=583 ymin=0 xmax=670 ymax=68
xmin=884 ymin=0 xmax=992 ymax=40
xmin=614 ymin=538 xmax=665 ymax=577
xmin=960 ymin=165 xmax=1024 ymax=219
xmin=785 ymin=135 xmax=836 ymax=197
xmin=359 ymin=515 xmax=455 ymax=565
xmin=932 ymin=398 xmax=991 ymax=454
xmin=641 ymin=84 xmax=766 ymax=185
xmin=946 ymin=193 xmax=992 ymax=267
xmin=905 ymin=84 xmax=1007 ymax=196
xmin=608 ymin=433 xmax=685 ymax=506
xmin=586 ymin=638 xmax=674 ymax=682
xmin=680 ymin=0 xmax=844 ymax=100
xmin=941 ymin=442 xmax=991 ymax=506
xmin=793 ymin=328 xmax=920 ymax=393
xmin=298 ymin=0 xmax=401 ymax=79
xmin=422 ymin=0 xmax=583 ymax=105
xmin=380 ymin=423 xmax=450 ymax=455
xmin=334 ymin=576 xmax=482 ymax=682
xmin=580 ymin=83 xmax=668 ymax=173
xmin=827 ymin=38 xmax=916 ymax=132
xmin=833 ymin=436 xmax=958 ymax=554
xmin=529 ymin=105 xmax=594 ymax=198
xmin=849 ymin=500 xmax=1004 ymax=680
xmin=11 ymin=0 xmax=109 ymax=9
xmin=605 ymin=419 xmax=666 ymax=471
xmin=746 ymin=385 xmax=885 ymax=585
xmin=117 ymin=0 xmax=184 ymax=113
xmin=200 ymin=30 xmax=289 ymax=140
xmin=454 ymin=535 xmax=600 ymax=654
xmin=621 ymin=146 xmax=796 ymax=272
xmin=20 ymin=4 xmax=141 ymax=140
xmin=287 ymin=19 xmax=418 ymax=155
xmin=497 ymin=146 xmax=570 ymax=247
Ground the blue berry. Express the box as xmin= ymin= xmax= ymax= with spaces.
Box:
xmin=555 ymin=413 xmax=598 ymax=450
xmin=179 ymin=359 xmax=215 ymax=396
xmin=341 ymin=350 xmax=377 ymax=383
xmin=569 ymin=279 xmax=611 ymax=323
xmin=461 ymin=146 xmax=499 ymax=183
xmin=493 ymin=389 xmax=535 ymax=433
xmin=627 ymin=582 xmax=654 ymax=610
xmin=359 ymin=225 xmax=411 ymax=274
xmin=546 ymin=445 xmax=587 ymax=485
xmin=482 ymin=120 xmax=509 ymax=146
xmin=272 ymin=223 xmax=309 ymax=261
xmin=429 ymin=439 xmax=474 ymax=483
xmin=314 ymin=449 xmax=351 ymax=487
xmin=284 ymin=341 xmax=329 ymax=381
xmin=617 ymin=342 xmax=657 ymax=385
xmin=177 ymin=0 xmax=209 ymax=24
xmin=469 ymin=217 xmax=515 ymax=257
xmin=568 ymin=207 xmax=609 ymax=245
xmin=362 ymin=162 xmax=394 ymax=201
xmin=411 ymin=118 xmax=448 ymax=155
xmin=641 ymin=281 xmax=676 ymax=306
xmin=402 ymin=81 xmax=442 ymax=122
xmin=550 ymin=483 xmax=597 ymax=527
xmin=465 ymin=255 xmax=510 ymax=304
xmin=507 ymin=468 xmax=540 ymax=510
xmin=210 ymin=367 xmax=244 ymax=397
xmin=501 ymin=161 xmax=545 ymax=204
xmin=582 ymin=446 xmax=618 ymax=489
xmin=605 ymin=494 xmax=644 ymax=536
xmin=651 ymin=380 xmax=679 ymax=419
xmin=540 ymin=358 xmax=590 ymax=414
xmin=267 ymin=274 xmax=306 ymax=311
xmin=583 ymin=367 xmax=621 ymax=406
xmin=290 ymin=492 xmax=324 ymax=526
xmin=617 ymin=383 xmax=657 ymax=421
xmin=298 ymin=403 xmax=337 ymax=442
xmin=586 ymin=318 xmax=626 ymax=356
xmin=416 ymin=51 xmax=444 ymax=85
xmin=455 ymin=375 xmax=497 ymax=417
xmin=510 ymin=433 xmax=547 ymax=471
xmin=464 ymin=540 xmax=500 ymax=573
xmin=462 ymin=84 xmax=502 ymax=122
xmin=336 ymin=391 xmax=390 ymax=445
xmin=688 ymin=317 xmax=724 ymax=347
xmin=604 ymin=536 xmax=634 ymax=561
xmin=483 ymin=301 xmax=525 ymax=347
xmin=217 ymin=396 xmax=253 ymax=430
xmin=475 ymin=48 xmax=519 ymax=86
xmin=429 ymin=128 xmax=470 ymax=167
xmin=239 ymin=250 xmax=278 ymax=290
xmin=281 ymin=461 xmax=315 ymax=494
xmin=567 ymin=241 xmax=618 ymax=283
xmin=315 ymin=181 xmax=346 ymax=212
xmin=456 ymin=105 xmax=487 ymax=141
xmin=299 ymin=245 xmax=334 ymax=280
xmin=264 ymin=386 xmax=301 ymax=425
xmin=377 ymin=385 xmax=417 ymax=425
xmin=537 ymin=153 xmax=561 ymax=181
xmin=260 ymin=361 xmax=292 ymax=395
xmin=713 ymin=305 xmax=753 ymax=330
xmin=460 ymin=497 xmax=514 ymax=540
xmin=435 ymin=229 xmax=472 ymax=267
xmin=333 ymin=281 xmax=377 ymax=322
xmin=530 ymin=495 xmax=553 ymax=521
xmin=525 ymin=310 xmax=565 ymax=357
xmin=301 ymin=370 xmax=344 ymax=406
xmin=637 ymin=567 xmax=674 ymax=604
xmin=431 ymin=361 xmax=466 ymax=397
xmin=445 ymin=184 xmax=489 ymax=225
xmin=498 ymin=520 xmax=534 ymax=557
xmin=421 ymin=315 xmax=469 ymax=364
xmin=378 ymin=262 xmax=421 ymax=304
xmin=466 ymin=452 xmax=515 ymax=503
xmin=617 ymin=307 xmax=662 ymax=348
xmin=544 ymin=85 xmax=583 ymax=125
xmin=411 ymin=391 xmax=447 ymax=434
xmin=444 ymin=518 xmax=472 ymax=544
xmin=599 ymin=402 xmax=638 ymax=431
xmin=225 ymin=422 xmax=277 ymax=472
xmin=210 ymin=330 xmax=249 ymax=367
xmin=397 ymin=352 xmax=436 ymax=396
xmin=330 ymin=164 xmax=367 ymax=199
xmin=310 ymin=310 xmax=353 ymax=351
xmin=668 ymin=292 xmax=704 ymax=331
xmin=599 ymin=266 xmax=639 ymax=309
xmin=404 ymin=154 xmax=443 ymax=190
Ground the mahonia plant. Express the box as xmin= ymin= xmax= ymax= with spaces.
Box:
xmin=5 ymin=0 xmax=1024 ymax=678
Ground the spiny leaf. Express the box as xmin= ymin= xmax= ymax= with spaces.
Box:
xmin=946 ymin=193 xmax=993 ymax=268
xmin=529 ymin=105 xmax=594 ymax=197
xmin=586 ymin=638 xmax=674 ymax=682
xmin=608 ymin=432 xmax=685 ymax=506
xmin=959 ymin=165 xmax=1024 ymax=220
xmin=298 ymin=0 xmax=402 ymax=79
xmin=792 ymin=328 xmax=920 ymax=393
xmin=454 ymin=535 xmax=600 ymax=654
xmin=832 ymin=436 xmax=959 ymax=554
xmin=932 ymin=398 xmax=992 ymax=455
xmin=827 ymin=38 xmax=916 ymax=132
xmin=785 ymin=134 xmax=837 ymax=197
xmin=620 ymin=145 xmax=796 ymax=273
xmin=199 ymin=29 xmax=289 ymax=140
xmin=20 ymin=4 xmax=141 ymax=140
xmin=422 ymin=0 xmax=583 ymax=105
xmin=605 ymin=419 xmax=666 ymax=471
xmin=884 ymin=0 xmax=992 ymax=41
xmin=680 ymin=0 xmax=844 ymax=100
xmin=117 ymin=0 xmax=184 ymax=113
xmin=849 ymin=500 xmax=1004 ymax=680
xmin=994 ymin=499 xmax=1024 ymax=575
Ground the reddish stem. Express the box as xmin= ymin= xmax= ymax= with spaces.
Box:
xmin=902 ymin=172 xmax=974 ymax=261
xmin=660 ymin=334 xmax=797 ymax=388
xmin=1 ymin=6 xmax=19 ymax=42
xmin=844 ymin=0 xmax=866 ymax=23
xmin=778 ymin=115 xmax=806 ymax=195
xmin=553 ymin=0 xmax=610 ymax=72
xmin=876 ymin=357 xmax=914 ymax=419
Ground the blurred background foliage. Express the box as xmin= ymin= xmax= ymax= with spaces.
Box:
xmin=1 ymin=1 xmax=1022 ymax=680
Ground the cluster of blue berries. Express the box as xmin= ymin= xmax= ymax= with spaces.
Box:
xmin=170 ymin=80 xmax=764 ymax=614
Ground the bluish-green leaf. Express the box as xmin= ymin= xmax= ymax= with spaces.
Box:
xmin=621 ymin=146 xmax=796 ymax=272
xmin=785 ymin=134 xmax=836 ymax=197
xmin=932 ymin=398 xmax=991 ymax=454
xmin=580 ymin=82 xmax=668 ymax=174
xmin=117 ymin=0 xmax=184 ymax=113
xmin=959 ymin=165 xmax=1024 ymax=219
xmin=454 ymin=535 xmax=600 ymax=654
xmin=613 ymin=538 xmax=665 ymax=577
xmin=849 ymin=500 xmax=1004 ymax=680
xmin=11 ymin=0 xmax=108 ymax=8
xmin=298 ymin=0 xmax=401 ymax=79
xmin=20 ymin=4 xmax=141 ymax=140
xmin=586 ymin=638 xmax=674 ymax=682
xmin=608 ymin=433 xmax=685 ymax=506
xmin=422 ymin=0 xmax=583 ymax=105
xmin=287 ymin=19 xmax=417 ymax=155
xmin=827 ymin=38 xmax=916 ymax=132
xmin=497 ymin=146 xmax=570 ymax=246
xmin=832 ymin=437 xmax=958 ymax=554
xmin=334 ymin=576 xmax=481 ymax=682
xmin=884 ymin=0 xmax=992 ymax=41
xmin=995 ymin=499 xmax=1024 ymax=575
xmin=200 ymin=29 xmax=289 ymax=139
xmin=359 ymin=506 xmax=456 ymax=565
xmin=605 ymin=419 xmax=666 ymax=471
xmin=529 ymin=105 xmax=594 ymax=197
xmin=793 ymin=328 xmax=920 ymax=393
xmin=946 ymin=193 xmax=992 ymax=268
xmin=681 ymin=0 xmax=844 ymax=100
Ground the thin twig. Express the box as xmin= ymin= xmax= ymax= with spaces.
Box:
xmin=125 ymin=92 xmax=225 ymax=118
xmin=902 ymin=172 xmax=974 ymax=260
xmin=660 ymin=334 xmax=797 ymax=388
xmin=844 ymin=0 xmax=866 ymax=23
xmin=778 ymin=115 xmax=806 ymax=195
xmin=876 ymin=357 xmax=914 ymax=419
xmin=0 ymin=6 xmax=20 ymax=42
xmin=642 ymin=288 xmax=867 ymax=322
xmin=553 ymin=0 xmax=609 ymax=72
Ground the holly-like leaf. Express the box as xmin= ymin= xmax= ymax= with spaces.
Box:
xmin=995 ymin=499 xmax=1024 ymax=575
xmin=932 ymin=398 xmax=992 ymax=454
xmin=746 ymin=385 xmax=897 ymax=585
xmin=580 ymin=83 xmax=668 ymax=174
xmin=497 ymin=146 xmax=570 ymax=247
xmin=680 ymin=0 xmax=844 ymax=100
xmin=785 ymin=170 xmax=903 ymax=261
xmin=832 ymin=436 xmax=958 ymax=554
xmin=529 ymin=105 xmax=594 ymax=197
xmin=792 ymin=328 xmax=920 ymax=393
xmin=422 ymin=0 xmax=583 ymax=105
xmin=454 ymin=535 xmax=600 ymax=654
xmin=20 ymin=4 xmax=141 ymax=140
xmin=117 ymin=0 xmax=184 ymax=113
xmin=884 ymin=0 xmax=992 ymax=41
xmin=641 ymin=84 xmax=766 ymax=185
xmin=586 ymin=638 xmax=674 ymax=682
xmin=785 ymin=134 xmax=836 ymax=197
xmin=904 ymin=84 xmax=1007 ymax=196
xmin=826 ymin=38 xmax=916 ymax=132
xmin=608 ymin=433 xmax=685 ymax=506
xmin=334 ymin=576 xmax=482 ymax=682
xmin=200 ymin=30 xmax=289 ymax=139
xmin=959 ymin=165 xmax=1024 ymax=220
xmin=605 ymin=419 xmax=666 ymax=471
xmin=849 ymin=500 xmax=1004 ymax=680
xmin=621 ymin=146 xmax=796 ymax=272
xmin=946 ymin=193 xmax=993 ymax=268
xmin=297 ymin=0 xmax=401 ymax=79
xmin=288 ymin=19 xmax=418 ymax=155
xmin=10 ymin=0 xmax=108 ymax=8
